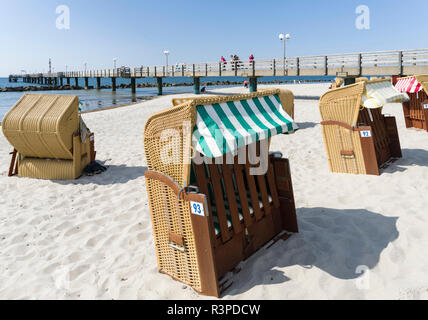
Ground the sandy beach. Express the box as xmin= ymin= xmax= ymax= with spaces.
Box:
xmin=1 ymin=83 xmax=428 ymax=300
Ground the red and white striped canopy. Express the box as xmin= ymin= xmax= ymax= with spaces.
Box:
xmin=395 ymin=77 xmax=423 ymax=93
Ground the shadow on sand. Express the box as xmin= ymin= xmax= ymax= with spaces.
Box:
xmin=53 ymin=162 xmax=147 ymax=186
xmin=382 ymin=148 xmax=428 ymax=174
xmin=226 ymin=207 xmax=399 ymax=296
xmin=296 ymin=122 xmax=318 ymax=130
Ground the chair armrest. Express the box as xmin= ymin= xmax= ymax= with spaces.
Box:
xmin=144 ymin=170 xmax=220 ymax=297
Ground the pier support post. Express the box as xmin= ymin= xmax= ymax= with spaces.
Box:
xmin=60 ymin=77 xmax=63 ymax=86
xmin=96 ymin=77 xmax=101 ymax=89
xmin=344 ymin=77 xmax=356 ymax=86
xmin=75 ymin=77 xmax=79 ymax=87
xmin=157 ymin=77 xmax=163 ymax=96
xmin=249 ymin=77 xmax=258 ymax=92
xmin=54 ymin=78 xmax=58 ymax=86
xmin=131 ymin=78 xmax=136 ymax=94
xmin=84 ymin=77 xmax=89 ymax=89
xmin=193 ymin=77 xmax=200 ymax=95
xmin=66 ymin=77 xmax=70 ymax=86
xmin=111 ymin=77 xmax=116 ymax=92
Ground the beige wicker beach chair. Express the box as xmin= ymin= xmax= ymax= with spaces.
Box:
xmin=144 ymin=89 xmax=299 ymax=297
xmin=395 ymin=75 xmax=428 ymax=131
xmin=2 ymin=94 xmax=96 ymax=180
xmin=319 ymin=80 xmax=408 ymax=176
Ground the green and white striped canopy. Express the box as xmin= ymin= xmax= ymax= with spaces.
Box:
xmin=192 ymin=94 xmax=298 ymax=158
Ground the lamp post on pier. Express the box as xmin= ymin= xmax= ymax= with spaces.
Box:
xmin=279 ymin=33 xmax=291 ymax=76
xmin=112 ymin=58 xmax=118 ymax=91
xmin=164 ymin=50 xmax=170 ymax=76
xmin=113 ymin=58 xmax=118 ymax=73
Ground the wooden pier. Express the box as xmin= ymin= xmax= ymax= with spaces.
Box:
xmin=9 ymin=48 xmax=428 ymax=95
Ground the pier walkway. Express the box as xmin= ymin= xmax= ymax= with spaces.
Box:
xmin=9 ymin=48 xmax=428 ymax=95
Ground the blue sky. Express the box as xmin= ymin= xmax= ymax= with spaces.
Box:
xmin=0 ymin=0 xmax=427 ymax=76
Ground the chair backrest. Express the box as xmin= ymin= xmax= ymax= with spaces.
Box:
xmin=172 ymin=89 xmax=295 ymax=119
xmin=319 ymin=82 xmax=365 ymax=127
xmin=2 ymin=94 xmax=80 ymax=159
xmin=416 ymin=75 xmax=428 ymax=94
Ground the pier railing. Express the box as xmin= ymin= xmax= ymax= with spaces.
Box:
xmin=12 ymin=48 xmax=428 ymax=80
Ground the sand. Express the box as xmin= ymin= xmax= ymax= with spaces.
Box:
xmin=1 ymin=83 xmax=428 ymax=300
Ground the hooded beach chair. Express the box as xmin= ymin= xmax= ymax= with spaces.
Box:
xmin=144 ymin=89 xmax=299 ymax=297
xmin=2 ymin=94 xmax=96 ymax=180
xmin=395 ymin=75 xmax=428 ymax=131
xmin=319 ymin=79 xmax=408 ymax=176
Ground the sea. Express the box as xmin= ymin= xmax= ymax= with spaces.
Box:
xmin=0 ymin=76 xmax=334 ymax=121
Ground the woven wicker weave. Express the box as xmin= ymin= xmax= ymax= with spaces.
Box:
xmin=320 ymin=82 xmax=364 ymax=127
xmin=2 ymin=94 xmax=93 ymax=179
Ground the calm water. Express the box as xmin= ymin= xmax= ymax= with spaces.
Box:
xmin=0 ymin=76 xmax=334 ymax=121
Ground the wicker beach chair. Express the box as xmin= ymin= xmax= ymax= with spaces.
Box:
xmin=144 ymin=89 xmax=299 ymax=297
xmin=319 ymin=80 xmax=408 ymax=175
xmin=395 ymin=75 xmax=428 ymax=131
xmin=2 ymin=93 xmax=96 ymax=180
